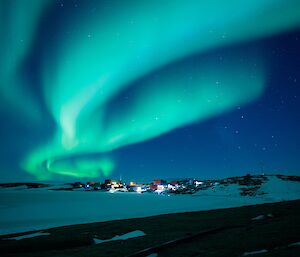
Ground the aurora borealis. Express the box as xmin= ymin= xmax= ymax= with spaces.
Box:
xmin=0 ymin=0 xmax=300 ymax=181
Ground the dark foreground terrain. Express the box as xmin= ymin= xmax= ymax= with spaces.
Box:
xmin=1 ymin=200 xmax=299 ymax=257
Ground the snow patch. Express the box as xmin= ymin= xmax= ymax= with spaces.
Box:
xmin=288 ymin=241 xmax=300 ymax=247
xmin=251 ymin=215 xmax=265 ymax=220
xmin=252 ymin=214 xmax=273 ymax=220
xmin=243 ymin=249 xmax=268 ymax=255
xmin=4 ymin=232 xmax=50 ymax=240
xmin=93 ymin=230 xmax=146 ymax=244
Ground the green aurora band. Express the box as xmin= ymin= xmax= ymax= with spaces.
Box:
xmin=0 ymin=0 xmax=50 ymax=122
xmin=1 ymin=0 xmax=300 ymax=179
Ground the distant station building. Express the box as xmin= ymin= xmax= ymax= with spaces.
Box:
xmin=151 ymin=179 xmax=168 ymax=192
xmin=104 ymin=179 xmax=124 ymax=189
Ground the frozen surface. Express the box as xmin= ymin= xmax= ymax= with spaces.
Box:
xmin=243 ymin=249 xmax=268 ymax=256
xmin=288 ymin=242 xmax=300 ymax=247
xmin=94 ymin=230 xmax=146 ymax=244
xmin=258 ymin=176 xmax=300 ymax=201
xmin=251 ymin=215 xmax=265 ymax=220
xmin=4 ymin=232 xmax=50 ymax=240
xmin=0 ymin=176 xmax=299 ymax=236
xmin=0 ymin=190 xmax=264 ymax=235
xmin=251 ymin=214 xmax=273 ymax=220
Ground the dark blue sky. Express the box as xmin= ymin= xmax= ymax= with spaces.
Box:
xmin=108 ymin=32 xmax=299 ymax=182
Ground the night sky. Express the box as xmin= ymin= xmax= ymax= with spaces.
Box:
xmin=0 ymin=0 xmax=300 ymax=182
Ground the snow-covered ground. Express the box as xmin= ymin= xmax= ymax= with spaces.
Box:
xmin=194 ymin=175 xmax=300 ymax=200
xmin=0 ymin=175 xmax=299 ymax=236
